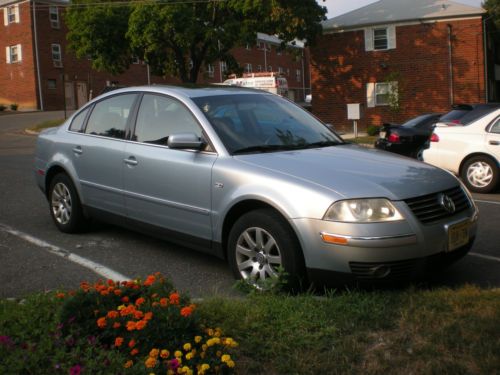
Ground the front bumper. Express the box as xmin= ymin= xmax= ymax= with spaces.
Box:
xmin=291 ymin=200 xmax=478 ymax=283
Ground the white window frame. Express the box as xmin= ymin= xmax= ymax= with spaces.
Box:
xmin=364 ymin=25 xmax=396 ymax=51
xmin=51 ymin=43 xmax=62 ymax=67
xmin=366 ymin=81 xmax=398 ymax=107
xmin=278 ymin=67 xmax=284 ymax=75
xmin=6 ymin=44 xmax=22 ymax=63
xmin=296 ymin=69 xmax=301 ymax=82
xmin=220 ymin=61 xmax=227 ymax=72
xmin=4 ymin=5 xmax=20 ymax=25
xmin=245 ymin=63 xmax=252 ymax=73
xmin=131 ymin=56 xmax=140 ymax=64
xmin=207 ymin=63 xmax=214 ymax=77
xmin=49 ymin=6 xmax=59 ymax=28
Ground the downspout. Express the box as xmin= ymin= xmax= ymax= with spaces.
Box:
xmin=483 ymin=16 xmax=488 ymax=101
xmin=447 ymin=24 xmax=454 ymax=106
xmin=32 ymin=0 xmax=44 ymax=110
xmin=301 ymin=49 xmax=305 ymax=101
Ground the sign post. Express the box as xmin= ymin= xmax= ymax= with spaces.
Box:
xmin=347 ymin=103 xmax=361 ymax=138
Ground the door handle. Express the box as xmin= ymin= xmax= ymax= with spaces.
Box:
xmin=489 ymin=140 xmax=500 ymax=146
xmin=124 ymin=157 xmax=138 ymax=166
xmin=72 ymin=146 xmax=83 ymax=155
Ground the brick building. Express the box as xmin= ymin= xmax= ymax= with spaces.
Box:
xmin=310 ymin=0 xmax=496 ymax=132
xmin=1 ymin=0 xmax=310 ymax=110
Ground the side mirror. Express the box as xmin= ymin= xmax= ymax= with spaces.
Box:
xmin=167 ymin=133 xmax=205 ymax=150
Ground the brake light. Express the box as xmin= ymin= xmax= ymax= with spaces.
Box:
xmin=430 ymin=133 xmax=439 ymax=142
xmin=387 ymin=133 xmax=400 ymax=143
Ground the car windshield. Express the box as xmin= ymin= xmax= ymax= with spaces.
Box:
xmin=193 ymin=94 xmax=343 ymax=154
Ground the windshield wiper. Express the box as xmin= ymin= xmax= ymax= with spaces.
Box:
xmin=303 ymin=140 xmax=343 ymax=148
xmin=232 ymin=144 xmax=302 ymax=155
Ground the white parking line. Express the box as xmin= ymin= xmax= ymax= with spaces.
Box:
xmin=468 ymin=252 xmax=500 ymax=263
xmin=474 ymin=199 xmax=500 ymax=205
xmin=0 ymin=223 xmax=131 ymax=281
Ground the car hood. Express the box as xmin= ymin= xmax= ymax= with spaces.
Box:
xmin=235 ymin=144 xmax=458 ymax=200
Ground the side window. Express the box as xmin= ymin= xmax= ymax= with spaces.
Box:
xmin=85 ymin=94 xmax=136 ymax=139
xmin=133 ymin=94 xmax=201 ymax=145
xmin=490 ymin=118 xmax=500 ymax=134
xmin=69 ymin=107 xmax=90 ymax=132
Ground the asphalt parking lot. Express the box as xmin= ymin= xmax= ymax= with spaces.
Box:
xmin=1 ymin=111 xmax=499 ymax=299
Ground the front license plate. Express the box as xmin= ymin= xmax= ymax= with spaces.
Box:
xmin=379 ymin=131 xmax=386 ymax=139
xmin=448 ymin=221 xmax=469 ymax=252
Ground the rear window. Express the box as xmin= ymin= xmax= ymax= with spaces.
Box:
xmin=439 ymin=109 xmax=469 ymax=123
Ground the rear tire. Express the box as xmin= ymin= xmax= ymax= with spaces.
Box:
xmin=227 ymin=209 xmax=305 ymax=290
xmin=460 ymin=156 xmax=498 ymax=193
xmin=48 ymin=173 xmax=89 ymax=233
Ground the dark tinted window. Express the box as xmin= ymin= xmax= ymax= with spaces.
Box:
xmin=85 ymin=94 xmax=137 ymax=139
xmin=490 ymin=118 xmax=500 ymax=134
xmin=69 ymin=107 xmax=90 ymax=132
xmin=133 ymin=94 xmax=201 ymax=145
xmin=460 ymin=106 xmax=499 ymax=125
xmin=439 ymin=109 xmax=469 ymax=123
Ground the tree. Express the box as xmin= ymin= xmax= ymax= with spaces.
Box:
xmin=485 ymin=0 xmax=500 ymax=28
xmin=66 ymin=0 xmax=327 ymax=83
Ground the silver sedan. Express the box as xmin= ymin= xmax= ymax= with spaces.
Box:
xmin=35 ymin=86 xmax=478 ymax=288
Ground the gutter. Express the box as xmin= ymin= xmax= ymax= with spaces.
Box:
xmin=32 ymin=0 xmax=44 ymax=110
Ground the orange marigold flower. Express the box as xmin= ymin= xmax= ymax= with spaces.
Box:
xmin=97 ymin=317 xmax=107 ymax=329
xmin=107 ymin=279 xmax=115 ymax=286
xmin=124 ymin=360 xmax=133 ymax=368
xmin=135 ymin=297 xmax=145 ymax=306
xmin=107 ymin=310 xmax=119 ymax=319
xmin=160 ymin=298 xmax=168 ymax=307
xmin=135 ymin=320 xmax=147 ymax=330
xmin=145 ymin=357 xmax=157 ymax=368
xmin=126 ymin=321 xmax=137 ymax=331
xmin=160 ymin=349 xmax=170 ymax=359
xmin=143 ymin=275 xmax=156 ymax=286
xmin=134 ymin=310 xmax=144 ymax=320
xmin=152 ymin=293 xmax=158 ymax=298
xmin=169 ymin=293 xmax=180 ymax=305
xmin=113 ymin=322 xmax=121 ymax=329
xmin=130 ymin=348 xmax=139 ymax=356
xmin=144 ymin=312 xmax=153 ymax=321
xmin=114 ymin=289 xmax=122 ymax=296
xmin=122 ymin=296 xmax=130 ymax=303
xmin=114 ymin=337 xmax=124 ymax=347
xmin=180 ymin=306 xmax=193 ymax=317
xmin=128 ymin=339 xmax=136 ymax=348
xmin=56 ymin=292 xmax=65 ymax=299
xmin=149 ymin=348 xmax=160 ymax=358
xmin=152 ymin=301 xmax=159 ymax=307
xmin=100 ymin=290 xmax=109 ymax=296
xmin=69 ymin=291 xmax=76 ymax=296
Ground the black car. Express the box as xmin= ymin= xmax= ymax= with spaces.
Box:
xmin=375 ymin=113 xmax=442 ymax=159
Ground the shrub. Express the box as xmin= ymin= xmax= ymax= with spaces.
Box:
xmin=59 ymin=273 xmax=238 ymax=374
xmin=0 ymin=104 xmax=6 ymax=111
xmin=367 ymin=125 xmax=380 ymax=136
xmin=10 ymin=103 xmax=18 ymax=111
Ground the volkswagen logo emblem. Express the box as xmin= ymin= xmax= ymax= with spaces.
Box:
xmin=438 ymin=193 xmax=456 ymax=213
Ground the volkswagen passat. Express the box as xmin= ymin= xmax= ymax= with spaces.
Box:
xmin=35 ymin=86 xmax=478 ymax=287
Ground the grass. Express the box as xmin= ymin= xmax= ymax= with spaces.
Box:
xmin=1 ymin=285 xmax=499 ymax=374
xmin=347 ymin=135 xmax=378 ymax=145
xmin=28 ymin=118 xmax=65 ymax=133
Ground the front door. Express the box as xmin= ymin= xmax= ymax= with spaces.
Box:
xmin=123 ymin=93 xmax=216 ymax=241
xmin=64 ymin=81 xmax=75 ymax=110
xmin=76 ymin=82 xmax=88 ymax=109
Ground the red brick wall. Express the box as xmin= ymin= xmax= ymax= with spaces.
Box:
xmin=0 ymin=2 xmax=37 ymax=109
xmin=310 ymin=18 xmax=485 ymax=132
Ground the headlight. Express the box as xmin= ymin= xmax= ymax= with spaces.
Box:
xmin=324 ymin=198 xmax=404 ymax=222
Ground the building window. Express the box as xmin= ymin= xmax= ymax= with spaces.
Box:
xmin=49 ymin=6 xmax=60 ymax=28
xmin=244 ymin=63 xmax=252 ymax=73
xmin=268 ymin=65 xmax=272 ymax=72
xmin=6 ymin=44 xmax=22 ymax=63
xmin=207 ymin=63 xmax=214 ymax=77
xmin=4 ymin=5 xmax=19 ymax=25
xmin=257 ymin=65 xmax=262 ymax=72
xmin=366 ymin=81 xmax=398 ymax=107
xmin=220 ymin=61 xmax=227 ymax=72
xmin=296 ymin=69 xmax=301 ymax=82
xmin=246 ymin=43 xmax=251 ymax=50
xmin=278 ymin=67 xmax=284 ymax=75
xmin=189 ymin=59 xmax=193 ymax=69
xmin=131 ymin=56 xmax=140 ymax=64
xmin=52 ymin=43 xmax=62 ymax=67
xmin=47 ymin=79 xmax=57 ymax=89
xmin=365 ymin=25 xmax=396 ymax=51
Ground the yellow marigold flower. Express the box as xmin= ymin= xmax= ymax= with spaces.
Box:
xmin=183 ymin=343 xmax=192 ymax=351
xmin=227 ymin=360 xmax=235 ymax=368
xmin=174 ymin=350 xmax=183 ymax=358
xmin=145 ymin=357 xmax=157 ymax=368
xmin=212 ymin=337 xmax=221 ymax=345
xmin=186 ymin=353 xmax=194 ymax=360
xmin=149 ymin=348 xmax=160 ymax=358
xmin=214 ymin=328 xmax=222 ymax=337
xmin=202 ymin=344 xmax=208 ymax=351
xmin=160 ymin=349 xmax=170 ymax=359
xmin=206 ymin=328 xmax=214 ymax=336
xmin=206 ymin=339 xmax=214 ymax=347
xmin=124 ymin=360 xmax=133 ymax=368
xmin=167 ymin=371 xmax=175 ymax=375
xmin=200 ymin=364 xmax=210 ymax=371
xmin=117 ymin=304 xmax=125 ymax=311
xmin=221 ymin=354 xmax=231 ymax=363
xmin=194 ymin=336 xmax=202 ymax=343
xmin=181 ymin=366 xmax=190 ymax=373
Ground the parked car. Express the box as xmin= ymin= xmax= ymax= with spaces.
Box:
xmin=375 ymin=113 xmax=442 ymax=159
xmin=423 ymin=108 xmax=500 ymax=193
xmin=35 ymin=86 xmax=478 ymax=288
xmin=436 ymin=103 xmax=500 ymax=127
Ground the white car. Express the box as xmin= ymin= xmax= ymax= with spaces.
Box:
xmin=423 ymin=109 xmax=500 ymax=193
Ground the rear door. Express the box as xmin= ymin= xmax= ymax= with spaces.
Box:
xmin=123 ymin=93 xmax=217 ymax=242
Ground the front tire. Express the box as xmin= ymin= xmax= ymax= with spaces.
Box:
xmin=461 ymin=156 xmax=499 ymax=193
xmin=227 ymin=209 xmax=305 ymax=290
xmin=48 ymin=173 xmax=89 ymax=233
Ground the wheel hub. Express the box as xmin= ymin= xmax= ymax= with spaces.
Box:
xmin=256 ymin=252 xmax=267 ymax=266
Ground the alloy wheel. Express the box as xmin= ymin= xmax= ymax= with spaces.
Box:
xmin=51 ymin=182 xmax=72 ymax=225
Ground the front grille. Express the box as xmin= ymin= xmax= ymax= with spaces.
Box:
xmin=404 ymin=186 xmax=470 ymax=224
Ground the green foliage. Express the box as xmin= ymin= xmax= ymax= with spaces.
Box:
xmin=66 ymin=0 xmax=327 ymax=82
xmin=0 ymin=104 xmax=6 ymax=111
xmin=485 ymin=0 xmax=500 ymax=28
xmin=367 ymin=125 xmax=380 ymax=136
xmin=9 ymin=103 xmax=18 ymax=111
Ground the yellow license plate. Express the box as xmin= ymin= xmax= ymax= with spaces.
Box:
xmin=448 ymin=221 xmax=469 ymax=252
